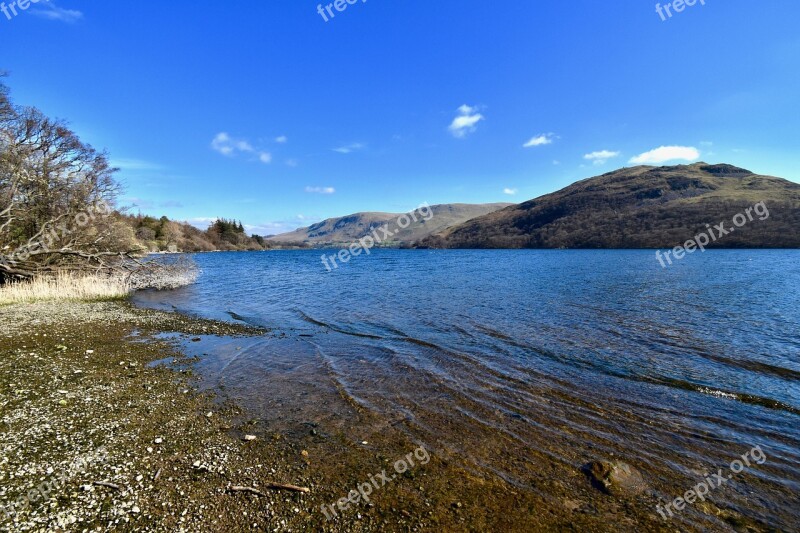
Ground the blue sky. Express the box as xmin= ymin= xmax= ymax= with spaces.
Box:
xmin=2 ymin=0 xmax=798 ymax=235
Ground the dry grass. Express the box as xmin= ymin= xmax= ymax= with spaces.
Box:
xmin=0 ymin=272 xmax=130 ymax=305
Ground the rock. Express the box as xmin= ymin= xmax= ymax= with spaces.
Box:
xmin=154 ymin=437 xmax=163 ymax=444
xmin=563 ymin=499 xmax=582 ymax=512
xmin=582 ymin=460 xmax=647 ymax=496
xmin=243 ymin=435 xmax=257 ymax=441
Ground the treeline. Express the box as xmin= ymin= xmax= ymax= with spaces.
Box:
xmin=124 ymin=215 xmax=276 ymax=253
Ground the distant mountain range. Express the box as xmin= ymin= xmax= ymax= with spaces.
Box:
xmin=268 ymin=203 xmax=513 ymax=245
xmin=267 ymin=163 xmax=800 ymax=249
xmin=419 ymin=163 xmax=800 ymax=249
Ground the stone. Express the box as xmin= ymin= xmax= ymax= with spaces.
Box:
xmin=582 ymin=460 xmax=647 ymax=496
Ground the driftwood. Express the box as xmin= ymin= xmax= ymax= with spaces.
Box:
xmin=227 ymin=482 xmax=310 ymax=496
xmin=93 ymin=481 xmax=121 ymax=491
xmin=265 ymin=482 xmax=310 ymax=493
xmin=228 ymin=485 xmax=266 ymax=497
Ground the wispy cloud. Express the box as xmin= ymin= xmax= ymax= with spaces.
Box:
xmin=110 ymin=158 xmax=163 ymax=172
xmin=211 ymin=132 xmax=271 ymax=164
xmin=275 ymin=135 xmax=288 ymax=144
xmin=305 ymin=186 xmax=335 ymax=195
xmin=503 ymin=188 xmax=518 ymax=195
xmin=332 ymin=142 xmax=365 ymax=154
xmin=30 ymin=1 xmax=83 ymax=23
xmin=523 ymin=133 xmax=556 ymax=148
xmin=629 ymin=145 xmax=700 ymax=165
xmin=286 ymin=159 xmax=299 ymax=167
xmin=449 ymin=104 xmax=484 ymax=138
xmin=245 ymin=215 xmax=316 ymax=236
xmin=583 ymin=150 xmax=620 ymax=165
xmin=125 ymin=197 xmax=184 ymax=210
xmin=187 ymin=217 xmax=218 ymax=230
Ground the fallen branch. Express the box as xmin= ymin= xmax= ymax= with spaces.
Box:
xmin=228 ymin=485 xmax=266 ymax=497
xmin=265 ymin=482 xmax=310 ymax=493
xmin=93 ymin=481 xmax=121 ymax=491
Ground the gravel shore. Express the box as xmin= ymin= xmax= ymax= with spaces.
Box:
xmin=0 ymin=301 xmax=323 ymax=532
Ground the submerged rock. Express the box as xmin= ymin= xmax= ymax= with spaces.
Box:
xmin=582 ymin=460 xmax=647 ymax=496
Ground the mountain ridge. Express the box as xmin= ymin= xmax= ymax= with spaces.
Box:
xmin=268 ymin=203 xmax=513 ymax=245
xmin=418 ymin=163 xmax=800 ymax=249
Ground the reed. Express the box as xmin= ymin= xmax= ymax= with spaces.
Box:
xmin=0 ymin=272 xmax=131 ymax=305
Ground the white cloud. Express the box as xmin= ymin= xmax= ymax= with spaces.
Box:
xmin=275 ymin=135 xmax=288 ymax=144
xmin=30 ymin=1 xmax=83 ymax=22
xmin=187 ymin=217 xmax=218 ymax=230
xmin=305 ymin=186 xmax=335 ymax=195
xmin=245 ymin=215 xmax=318 ymax=236
xmin=449 ymin=104 xmax=484 ymax=138
xmin=110 ymin=158 xmax=163 ymax=171
xmin=212 ymin=132 xmax=245 ymax=156
xmin=523 ymin=133 xmax=555 ymax=148
xmin=244 ymin=222 xmax=293 ymax=235
xmin=211 ymin=132 xmax=271 ymax=164
xmin=286 ymin=159 xmax=298 ymax=167
xmin=332 ymin=142 xmax=365 ymax=154
xmin=583 ymin=150 xmax=621 ymax=165
xmin=503 ymin=188 xmax=518 ymax=195
xmin=629 ymin=146 xmax=700 ymax=165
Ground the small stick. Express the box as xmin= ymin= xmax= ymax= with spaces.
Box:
xmin=93 ymin=481 xmax=121 ymax=491
xmin=265 ymin=482 xmax=310 ymax=493
xmin=153 ymin=468 xmax=162 ymax=482
xmin=228 ymin=485 xmax=266 ymax=497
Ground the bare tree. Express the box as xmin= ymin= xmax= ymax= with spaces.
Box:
xmin=0 ymin=81 xmax=141 ymax=282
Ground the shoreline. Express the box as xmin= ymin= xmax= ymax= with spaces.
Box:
xmin=0 ymin=299 xmax=786 ymax=532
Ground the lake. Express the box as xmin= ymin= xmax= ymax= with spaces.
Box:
xmin=133 ymin=249 xmax=800 ymax=529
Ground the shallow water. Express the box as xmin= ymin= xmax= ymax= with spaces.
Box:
xmin=133 ymin=249 xmax=800 ymax=529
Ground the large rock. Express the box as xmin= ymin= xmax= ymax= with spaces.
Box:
xmin=582 ymin=460 xmax=648 ymax=496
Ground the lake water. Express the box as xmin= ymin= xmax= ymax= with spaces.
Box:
xmin=133 ymin=249 xmax=800 ymax=529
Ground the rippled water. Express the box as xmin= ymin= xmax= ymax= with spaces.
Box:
xmin=133 ymin=249 xmax=800 ymax=528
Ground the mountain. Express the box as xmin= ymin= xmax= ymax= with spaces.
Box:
xmin=268 ymin=203 xmax=513 ymax=245
xmin=419 ymin=163 xmax=800 ymax=249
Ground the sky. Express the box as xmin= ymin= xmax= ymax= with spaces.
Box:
xmin=1 ymin=0 xmax=799 ymax=235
